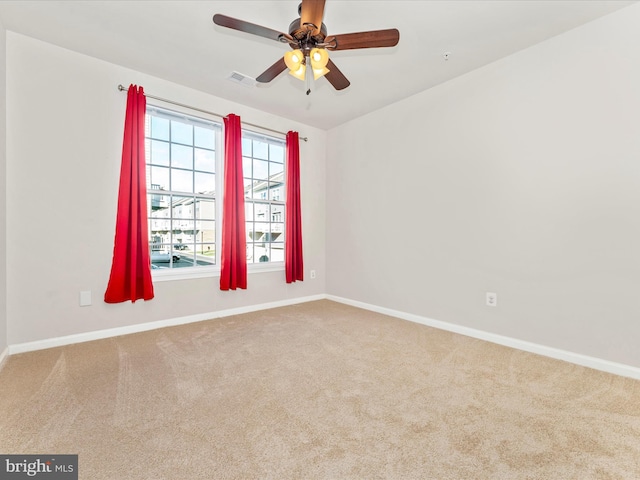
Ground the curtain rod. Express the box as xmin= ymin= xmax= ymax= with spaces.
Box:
xmin=117 ymin=84 xmax=308 ymax=142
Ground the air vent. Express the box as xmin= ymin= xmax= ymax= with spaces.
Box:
xmin=227 ymin=71 xmax=257 ymax=88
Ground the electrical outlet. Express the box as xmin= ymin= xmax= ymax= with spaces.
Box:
xmin=310 ymin=270 xmax=316 ymax=279
xmin=486 ymin=292 xmax=497 ymax=307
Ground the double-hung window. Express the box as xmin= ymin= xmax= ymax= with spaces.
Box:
xmin=146 ymin=106 xmax=220 ymax=271
xmin=243 ymin=133 xmax=286 ymax=264
xmin=145 ymin=105 xmax=286 ymax=275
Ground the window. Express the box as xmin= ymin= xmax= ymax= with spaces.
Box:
xmin=145 ymin=106 xmax=286 ymax=274
xmin=146 ymin=106 xmax=219 ymax=270
xmin=242 ymin=134 xmax=286 ymax=264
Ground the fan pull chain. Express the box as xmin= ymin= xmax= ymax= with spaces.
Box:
xmin=305 ymin=57 xmax=311 ymax=95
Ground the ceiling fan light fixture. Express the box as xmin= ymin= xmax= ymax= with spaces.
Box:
xmin=284 ymin=49 xmax=304 ymax=71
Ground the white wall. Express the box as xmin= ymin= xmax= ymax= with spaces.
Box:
xmin=326 ymin=4 xmax=640 ymax=367
xmin=0 ymin=22 xmax=7 ymax=354
xmin=6 ymin=33 xmax=326 ymax=345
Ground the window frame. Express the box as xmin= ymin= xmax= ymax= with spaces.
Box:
xmin=145 ymin=101 xmax=286 ymax=282
xmin=242 ymin=131 xmax=287 ymax=269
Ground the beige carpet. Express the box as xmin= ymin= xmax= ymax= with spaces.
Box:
xmin=1 ymin=300 xmax=640 ymax=479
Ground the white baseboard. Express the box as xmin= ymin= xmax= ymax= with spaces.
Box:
xmin=6 ymin=293 xmax=640 ymax=381
xmin=326 ymin=295 xmax=640 ymax=381
xmin=8 ymin=294 xmax=326 ymax=355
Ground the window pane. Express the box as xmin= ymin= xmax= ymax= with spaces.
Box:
xmin=256 ymin=244 xmax=271 ymax=263
xmin=194 ymin=126 xmax=215 ymax=149
xmin=246 ymin=243 xmax=255 ymax=263
xmin=197 ymin=220 xmax=215 ymax=244
xmin=196 ymin=244 xmax=216 ymax=265
xmin=246 ymin=222 xmax=256 ymax=241
xmin=270 ymin=161 xmax=284 ymax=175
xmin=244 ymin=178 xmax=253 ymax=199
xmin=171 ymin=144 xmax=193 ymax=170
xmin=150 ymin=166 xmax=170 ymax=191
xmin=254 ymin=222 xmax=269 ymax=243
xmin=174 ymin=238 xmax=192 ymax=250
xmin=271 ymin=222 xmax=284 ymax=241
xmin=244 ymin=202 xmax=254 ymax=222
xmin=253 ymin=160 xmax=269 ymax=180
xmin=270 ymin=144 xmax=284 ymax=162
xmin=271 ymin=243 xmax=284 ymax=262
xmin=151 ymin=116 xmax=170 ymax=141
xmin=195 ymin=172 xmax=215 ymax=194
xmin=271 ymin=204 xmax=284 ymax=222
xmin=252 ymin=184 xmax=267 ymax=200
xmin=171 ymin=121 xmax=192 ymax=145
xmin=242 ymin=157 xmax=252 ymax=177
xmin=172 ymin=196 xmax=193 ymax=221
xmin=195 ymin=199 xmax=215 ymax=220
xmin=269 ymin=182 xmax=284 ymax=201
xmin=148 ymin=190 xmax=169 ymax=215
xmin=242 ymin=138 xmax=252 ymax=155
xmin=195 ymin=148 xmax=215 ymax=173
xmin=173 ymin=225 xmax=194 ymax=250
xmin=254 ymin=140 xmax=268 ymax=160
xmin=172 ymin=169 xmax=193 ymax=193
xmin=150 ymin=140 xmax=170 ymax=166
xmin=254 ymin=203 xmax=269 ymax=222
xmin=149 ymin=195 xmax=170 ymax=228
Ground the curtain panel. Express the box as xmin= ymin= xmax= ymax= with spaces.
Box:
xmin=220 ymin=114 xmax=247 ymax=290
xmin=104 ymin=84 xmax=154 ymax=303
xmin=285 ymin=131 xmax=304 ymax=283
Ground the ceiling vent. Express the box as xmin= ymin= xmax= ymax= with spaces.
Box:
xmin=227 ymin=71 xmax=257 ymax=88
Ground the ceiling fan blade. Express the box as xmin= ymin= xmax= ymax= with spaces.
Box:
xmin=255 ymin=58 xmax=287 ymax=83
xmin=324 ymin=59 xmax=350 ymax=91
xmin=300 ymin=0 xmax=326 ymax=36
xmin=213 ymin=14 xmax=290 ymax=43
xmin=327 ymin=28 xmax=400 ymax=51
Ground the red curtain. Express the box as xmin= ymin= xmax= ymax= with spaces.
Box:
xmin=285 ymin=131 xmax=304 ymax=283
xmin=104 ymin=85 xmax=154 ymax=303
xmin=220 ymin=114 xmax=247 ymax=290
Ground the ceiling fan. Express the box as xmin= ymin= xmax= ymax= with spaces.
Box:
xmin=213 ymin=0 xmax=400 ymax=93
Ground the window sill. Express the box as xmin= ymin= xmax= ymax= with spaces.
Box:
xmin=151 ymin=262 xmax=284 ymax=282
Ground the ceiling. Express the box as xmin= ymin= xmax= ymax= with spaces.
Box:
xmin=0 ymin=0 xmax=636 ymax=130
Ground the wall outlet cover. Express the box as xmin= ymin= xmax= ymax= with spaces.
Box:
xmin=486 ymin=292 xmax=497 ymax=307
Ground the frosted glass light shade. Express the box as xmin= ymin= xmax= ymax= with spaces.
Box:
xmin=312 ymin=66 xmax=330 ymax=80
xmin=284 ymin=49 xmax=304 ymax=71
xmin=310 ymin=48 xmax=329 ymax=68
xmin=288 ymin=64 xmax=306 ymax=81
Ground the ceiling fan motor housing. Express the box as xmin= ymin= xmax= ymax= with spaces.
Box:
xmin=288 ymin=18 xmax=328 ymax=52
